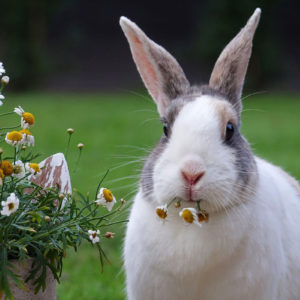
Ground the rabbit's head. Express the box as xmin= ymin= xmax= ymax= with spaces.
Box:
xmin=120 ymin=9 xmax=261 ymax=213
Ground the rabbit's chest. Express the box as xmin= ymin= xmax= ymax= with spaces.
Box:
xmin=124 ymin=194 xmax=283 ymax=300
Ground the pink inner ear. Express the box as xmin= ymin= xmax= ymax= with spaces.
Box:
xmin=129 ymin=34 xmax=159 ymax=102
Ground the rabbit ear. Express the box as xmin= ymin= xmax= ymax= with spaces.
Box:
xmin=209 ymin=8 xmax=261 ymax=118
xmin=120 ymin=17 xmax=190 ymax=116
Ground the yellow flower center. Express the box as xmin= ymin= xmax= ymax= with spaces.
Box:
xmin=103 ymin=188 xmax=113 ymax=202
xmin=0 ymin=160 xmax=13 ymax=176
xmin=29 ymin=163 xmax=40 ymax=173
xmin=8 ymin=203 xmax=14 ymax=210
xmin=22 ymin=112 xmax=35 ymax=126
xmin=0 ymin=169 xmax=4 ymax=179
xmin=7 ymin=131 xmax=23 ymax=142
xmin=156 ymin=208 xmax=167 ymax=219
xmin=19 ymin=129 xmax=32 ymax=136
xmin=181 ymin=209 xmax=194 ymax=223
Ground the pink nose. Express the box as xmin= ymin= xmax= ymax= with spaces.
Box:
xmin=181 ymin=170 xmax=205 ymax=185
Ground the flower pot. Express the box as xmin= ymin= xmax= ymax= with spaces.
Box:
xmin=1 ymin=153 xmax=71 ymax=299
xmin=1 ymin=258 xmax=57 ymax=300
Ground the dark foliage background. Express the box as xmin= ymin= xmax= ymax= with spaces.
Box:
xmin=0 ymin=0 xmax=299 ymax=93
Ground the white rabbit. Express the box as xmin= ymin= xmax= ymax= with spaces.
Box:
xmin=120 ymin=8 xmax=300 ymax=300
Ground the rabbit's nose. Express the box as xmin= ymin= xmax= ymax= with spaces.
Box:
xmin=181 ymin=170 xmax=205 ymax=185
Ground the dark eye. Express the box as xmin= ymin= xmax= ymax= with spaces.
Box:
xmin=225 ymin=121 xmax=234 ymax=141
xmin=163 ymin=122 xmax=168 ymax=137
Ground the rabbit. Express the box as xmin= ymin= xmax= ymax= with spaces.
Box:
xmin=120 ymin=8 xmax=300 ymax=300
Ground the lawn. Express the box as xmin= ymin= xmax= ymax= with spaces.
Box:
xmin=2 ymin=91 xmax=300 ymax=299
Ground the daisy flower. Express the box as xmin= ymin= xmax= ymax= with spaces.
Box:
xmin=1 ymin=193 xmax=19 ymax=216
xmin=95 ymin=188 xmax=116 ymax=211
xmin=12 ymin=160 xmax=25 ymax=179
xmin=25 ymin=162 xmax=41 ymax=175
xmin=156 ymin=204 xmax=168 ymax=220
xmin=88 ymin=229 xmax=100 ymax=244
xmin=14 ymin=106 xmax=35 ymax=129
xmin=0 ymin=160 xmax=13 ymax=176
xmin=179 ymin=208 xmax=202 ymax=226
xmin=19 ymin=129 xmax=35 ymax=146
xmin=0 ymin=62 xmax=5 ymax=75
xmin=5 ymin=131 xmax=24 ymax=146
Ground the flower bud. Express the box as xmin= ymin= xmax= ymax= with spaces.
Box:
xmin=105 ymin=232 xmax=115 ymax=239
xmin=174 ymin=201 xmax=181 ymax=208
xmin=67 ymin=128 xmax=74 ymax=134
xmin=59 ymin=194 xmax=65 ymax=200
xmin=77 ymin=143 xmax=84 ymax=149
xmin=22 ymin=145 xmax=27 ymax=151
xmin=1 ymin=76 xmax=9 ymax=85
xmin=0 ymin=148 xmax=3 ymax=154
xmin=44 ymin=216 xmax=51 ymax=222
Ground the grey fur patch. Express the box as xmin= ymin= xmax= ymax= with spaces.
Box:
xmin=149 ymin=47 xmax=190 ymax=100
xmin=225 ymin=126 xmax=257 ymax=185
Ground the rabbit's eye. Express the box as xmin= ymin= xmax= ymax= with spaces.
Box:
xmin=225 ymin=122 xmax=234 ymax=141
xmin=163 ymin=122 xmax=169 ymax=137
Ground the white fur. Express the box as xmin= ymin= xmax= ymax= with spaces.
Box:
xmin=124 ymin=97 xmax=300 ymax=300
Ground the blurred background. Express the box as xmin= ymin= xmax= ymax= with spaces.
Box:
xmin=1 ymin=0 xmax=299 ymax=299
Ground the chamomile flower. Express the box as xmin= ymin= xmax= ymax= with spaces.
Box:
xmin=179 ymin=208 xmax=202 ymax=226
xmin=5 ymin=131 xmax=24 ymax=146
xmin=12 ymin=160 xmax=25 ymax=179
xmin=156 ymin=204 xmax=168 ymax=220
xmin=25 ymin=162 xmax=41 ymax=175
xmin=0 ymin=160 xmax=13 ymax=176
xmin=14 ymin=106 xmax=35 ymax=129
xmin=0 ymin=62 xmax=5 ymax=75
xmin=88 ymin=229 xmax=100 ymax=244
xmin=95 ymin=188 xmax=116 ymax=211
xmin=19 ymin=129 xmax=35 ymax=146
xmin=1 ymin=193 xmax=19 ymax=216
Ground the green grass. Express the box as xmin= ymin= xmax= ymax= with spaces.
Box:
xmin=2 ymin=91 xmax=300 ymax=299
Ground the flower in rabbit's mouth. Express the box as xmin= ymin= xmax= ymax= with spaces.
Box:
xmin=19 ymin=129 xmax=34 ymax=146
xmin=95 ymin=188 xmax=116 ymax=211
xmin=25 ymin=162 xmax=41 ymax=175
xmin=179 ymin=208 xmax=203 ymax=226
xmin=5 ymin=131 xmax=24 ymax=146
xmin=12 ymin=160 xmax=25 ymax=179
xmin=14 ymin=106 xmax=35 ymax=129
xmin=156 ymin=204 xmax=168 ymax=219
xmin=1 ymin=193 xmax=19 ymax=216
xmin=88 ymin=229 xmax=100 ymax=244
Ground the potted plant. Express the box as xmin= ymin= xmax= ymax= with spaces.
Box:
xmin=0 ymin=64 xmax=126 ymax=300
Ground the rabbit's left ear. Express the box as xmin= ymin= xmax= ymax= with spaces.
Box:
xmin=120 ymin=17 xmax=190 ymax=116
xmin=209 ymin=8 xmax=261 ymax=118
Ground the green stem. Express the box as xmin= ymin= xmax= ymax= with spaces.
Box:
xmin=72 ymin=149 xmax=82 ymax=173
xmin=13 ymin=147 xmax=17 ymax=164
xmin=0 ymin=111 xmax=14 ymax=117
xmin=0 ymin=124 xmax=20 ymax=130
xmin=196 ymin=200 xmax=201 ymax=211
xmin=94 ymin=169 xmax=109 ymax=200
xmin=99 ymin=220 xmax=128 ymax=227
xmin=167 ymin=197 xmax=178 ymax=208
xmin=65 ymin=134 xmax=72 ymax=160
